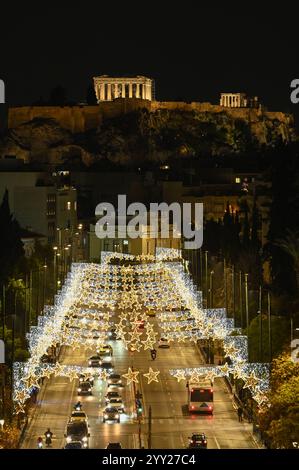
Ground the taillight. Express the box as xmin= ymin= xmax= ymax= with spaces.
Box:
xmin=191 ymin=405 xmax=194 ymax=410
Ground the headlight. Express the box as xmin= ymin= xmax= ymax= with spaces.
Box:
xmin=104 ymin=414 xmax=108 ymax=419
xmin=118 ymin=380 xmax=121 ymax=383
xmin=115 ymin=414 xmax=119 ymax=419
xmin=78 ymin=388 xmax=81 ymax=392
xmin=66 ymin=436 xmax=72 ymax=443
xmin=83 ymin=442 xmax=88 ymax=448
xmin=120 ymin=404 xmax=124 ymax=408
xmin=82 ymin=436 xmax=88 ymax=442
xmin=88 ymin=388 xmax=91 ymax=392
xmin=89 ymin=361 xmax=92 ymax=365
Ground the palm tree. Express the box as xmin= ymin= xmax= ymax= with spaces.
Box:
xmin=275 ymin=230 xmax=299 ymax=291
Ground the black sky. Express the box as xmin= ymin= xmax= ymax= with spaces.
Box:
xmin=1 ymin=3 xmax=299 ymax=113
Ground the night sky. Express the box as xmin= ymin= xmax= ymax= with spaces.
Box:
xmin=1 ymin=3 xmax=299 ymax=114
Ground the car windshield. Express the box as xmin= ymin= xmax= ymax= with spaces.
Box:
xmin=72 ymin=412 xmax=86 ymax=417
xmin=107 ymin=392 xmax=119 ymax=397
xmin=109 ymin=375 xmax=120 ymax=379
xmin=67 ymin=422 xmax=88 ymax=435
xmin=106 ymin=407 xmax=118 ymax=413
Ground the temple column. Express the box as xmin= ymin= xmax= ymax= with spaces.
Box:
xmin=129 ymin=83 xmax=133 ymax=98
xmin=100 ymin=83 xmax=105 ymax=101
xmin=142 ymin=84 xmax=146 ymax=99
xmin=107 ymin=83 xmax=112 ymax=100
xmin=122 ymin=83 xmax=125 ymax=98
xmin=136 ymin=83 xmax=140 ymax=98
xmin=114 ymin=83 xmax=118 ymax=99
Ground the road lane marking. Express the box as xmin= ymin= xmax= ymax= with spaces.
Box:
xmin=214 ymin=436 xmax=221 ymax=449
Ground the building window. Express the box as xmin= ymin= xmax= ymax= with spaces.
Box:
xmin=235 ymin=177 xmax=241 ymax=183
xmin=67 ymin=201 xmax=71 ymax=210
xmin=47 ymin=194 xmax=56 ymax=217
xmin=74 ymin=201 xmax=77 ymax=211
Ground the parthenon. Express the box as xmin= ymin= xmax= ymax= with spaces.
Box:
xmin=220 ymin=93 xmax=247 ymax=108
xmin=93 ymin=75 xmax=154 ymax=103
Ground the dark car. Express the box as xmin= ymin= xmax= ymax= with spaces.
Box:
xmin=88 ymin=355 xmax=101 ymax=367
xmin=65 ymin=421 xmax=89 ymax=448
xmin=106 ymin=442 xmax=122 ymax=449
xmin=105 ymin=390 xmax=121 ymax=403
xmin=107 ymin=373 xmax=123 ymax=387
xmin=107 ymin=329 xmax=120 ymax=340
xmin=100 ymin=361 xmax=114 ymax=373
xmin=77 ymin=381 xmax=92 ymax=396
xmin=188 ymin=433 xmax=207 ymax=449
xmin=79 ymin=374 xmax=94 ymax=386
xmin=64 ymin=441 xmax=83 ymax=449
xmin=103 ymin=407 xmax=120 ymax=423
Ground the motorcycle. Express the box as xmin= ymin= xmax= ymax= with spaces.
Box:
xmin=74 ymin=402 xmax=82 ymax=411
xmin=150 ymin=350 xmax=157 ymax=360
xmin=37 ymin=437 xmax=43 ymax=449
xmin=45 ymin=433 xmax=52 ymax=447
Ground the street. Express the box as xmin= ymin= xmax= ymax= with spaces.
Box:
xmin=21 ymin=314 xmax=257 ymax=449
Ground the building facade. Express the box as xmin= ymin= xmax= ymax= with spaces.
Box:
xmin=93 ymin=75 xmax=154 ymax=102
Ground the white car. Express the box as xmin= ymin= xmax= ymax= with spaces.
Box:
xmin=70 ymin=411 xmax=88 ymax=424
xmin=158 ymin=337 xmax=170 ymax=348
xmin=108 ymin=397 xmax=125 ymax=413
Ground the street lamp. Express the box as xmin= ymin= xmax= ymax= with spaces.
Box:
xmin=0 ymin=418 xmax=4 ymax=430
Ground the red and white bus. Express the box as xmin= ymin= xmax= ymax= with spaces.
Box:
xmin=188 ymin=379 xmax=214 ymax=414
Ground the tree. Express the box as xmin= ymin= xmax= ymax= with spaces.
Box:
xmin=259 ymin=353 xmax=299 ymax=448
xmin=0 ymin=190 xmax=24 ymax=283
xmin=247 ymin=314 xmax=289 ymax=362
xmin=275 ymin=230 xmax=299 ymax=292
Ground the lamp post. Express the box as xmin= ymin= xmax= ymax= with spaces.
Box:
xmin=267 ymin=291 xmax=272 ymax=362
xmin=244 ymin=273 xmax=249 ymax=332
xmin=209 ymin=271 xmax=214 ymax=308
xmin=204 ymin=251 xmax=208 ymax=308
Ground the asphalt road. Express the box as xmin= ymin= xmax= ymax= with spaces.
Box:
xmin=21 ymin=320 xmax=257 ymax=449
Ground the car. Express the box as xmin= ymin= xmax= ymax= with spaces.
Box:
xmin=105 ymin=391 xmax=121 ymax=403
xmin=158 ymin=337 xmax=170 ymax=348
xmin=77 ymin=381 xmax=92 ymax=395
xmin=106 ymin=442 xmax=122 ymax=449
xmin=70 ymin=411 xmax=88 ymax=423
xmin=147 ymin=311 xmax=156 ymax=317
xmin=65 ymin=421 xmax=89 ymax=448
xmin=79 ymin=374 xmax=94 ymax=386
xmin=103 ymin=407 xmax=120 ymax=423
xmin=135 ymin=319 xmax=145 ymax=330
xmin=108 ymin=397 xmax=125 ymax=413
xmin=188 ymin=433 xmax=207 ymax=449
xmin=107 ymin=373 xmax=123 ymax=387
xmin=100 ymin=361 xmax=114 ymax=373
xmin=107 ymin=329 xmax=120 ymax=340
xmin=64 ymin=441 xmax=84 ymax=449
xmin=96 ymin=345 xmax=113 ymax=356
xmin=88 ymin=355 xmax=101 ymax=367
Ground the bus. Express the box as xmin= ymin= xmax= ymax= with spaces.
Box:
xmin=188 ymin=379 xmax=214 ymax=414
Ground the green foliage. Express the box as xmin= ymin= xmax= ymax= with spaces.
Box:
xmin=259 ymin=353 xmax=299 ymax=448
xmin=247 ymin=314 xmax=289 ymax=362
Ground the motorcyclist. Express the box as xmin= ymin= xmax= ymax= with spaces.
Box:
xmin=37 ymin=436 xmax=43 ymax=448
xmin=150 ymin=349 xmax=157 ymax=360
xmin=74 ymin=401 xmax=82 ymax=410
xmin=45 ymin=428 xmax=53 ymax=446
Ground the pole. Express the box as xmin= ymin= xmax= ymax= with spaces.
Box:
xmin=245 ymin=274 xmax=249 ymax=332
xmin=291 ymin=316 xmax=293 ymax=343
xmin=239 ymin=271 xmax=243 ymax=329
xmin=209 ymin=271 xmax=214 ymax=308
xmin=29 ymin=271 xmax=32 ymax=327
xmin=267 ymin=291 xmax=272 ymax=362
xmin=2 ymin=285 xmax=5 ymax=340
xmin=11 ymin=314 xmax=15 ymax=400
xmin=148 ymin=405 xmax=152 ymax=449
xmin=200 ymin=248 xmax=203 ymax=290
xmin=205 ymin=251 xmax=208 ymax=308
xmin=258 ymin=285 xmax=262 ymax=362
xmin=224 ymin=258 xmax=227 ymax=314
xmin=232 ymin=265 xmax=236 ymax=327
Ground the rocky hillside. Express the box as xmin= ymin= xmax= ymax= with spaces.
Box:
xmin=0 ymin=108 xmax=296 ymax=167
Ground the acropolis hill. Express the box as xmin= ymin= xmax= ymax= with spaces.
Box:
xmin=8 ymin=98 xmax=294 ymax=143
xmin=3 ymin=76 xmax=296 ymax=165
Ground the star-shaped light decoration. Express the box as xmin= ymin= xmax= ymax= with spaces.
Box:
xmin=220 ymin=363 xmax=230 ymax=376
xmin=143 ymin=367 xmax=160 ymax=384
xmin=243 ymin=371 xmax=260 ymax=390
xmin=204 ymin=369 xmax=218 ymax=384
xmin=142 ymin=337 xmax=156 ymax=351
xmin=224 ymin=344 xmax=238 ymax=359
xmin=129 ymin=342 xmax=142 ymax=352
xmin=67 ymin=368 xmax=79 ymax=382
xmin=14 ymin=389 xmax=30 ymax=404
xmin=100 ymin=369 xmax=109 ymax=381
xmin=122 ymin=367 xmax=140 ymax=385
xmin=173 ymin=370 xmax=186 ymax=382
xmin=128 ymin=329 xmax=142 ymax=343
xmin=189 ymin=371 xmax=201 ymax=383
